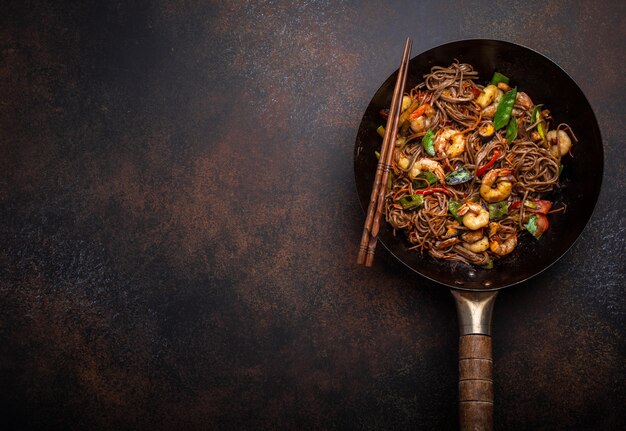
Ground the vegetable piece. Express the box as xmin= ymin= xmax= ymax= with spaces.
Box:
xmin=475 ymin=85 xmax=498 ymax=108
xmin=387 ymin=172 xmax=394 ymax=190
xmin=413 ymin=187 xmax=452 ymax=197
xmin=476 ymin=149 xmax=501 ymax=177
xmin=524 ymin=213 xmax=549 ymax=239
xmin=448 ymin=199 xmax=463 ymax=223
xmin=413 ymin=171 xmax=438 ymax=188
xmin=534 ymin=213 xmax=550 ymax=237
xmin=505 ymin=117 xmax=518 ymax=143
xmin=401 ymin=95 xmax=412 ymax=112
xmin=559 ymin=164 xmax=564 ymax=176
xmin=478 ymin=123 xmax=495 ymax=139
xmin=398 ymin=194 xmax=425 ymax=210
xmin=494 ymin=88 xmax=517 ymax=130
xmin=395 ymin=137 xmax=406 ymax=148
xmin=422 ymin=130 xmax=436 ymax=156
xmin=524 ymin=214 xmax=538 ymax=236
xmin=482 ymin=261 xmax=494 ymax=270
xmin=374 ymin=150 xmax=380 ymax=160
xmin=530 ymin=104 xmax=547 ymax=142
xmin=376 ymin=125 xmax=385 ymax=138
xmin=398 ymin=100 xmax=420 ymax=125
xmin=488 ymin=201 xmax=508 ymax=221
xmin=445 ymin=166 xmax=474 ymax=185
xmin=490 ymin=71 xmax=510 ymax=86
xmin=510 ymin=199 xmax=552 ymax=214
xmin=530 ymin=200 xmax=552 ymax=214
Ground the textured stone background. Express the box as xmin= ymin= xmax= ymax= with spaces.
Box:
xmin=1 ymin=1 xmax=624 ymax=430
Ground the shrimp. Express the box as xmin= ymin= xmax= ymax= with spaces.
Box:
xmin=489 ymin=233 xmax=518 ymax=256
xmin=547 ymin=130 xmax=572 ymax=157
xmin=516 ymin=92 xmax=533 ymax=110
xmin=480 ymin=168 xmax=515 ymax=203
xmin=481 ymin=104 xmax=496 ymax=119
xmin=397 ymin=156 xmax=446 ymax=184
xmin=457 ymin=201 xmax=489 ymax=230
xmin=435 ymin=128 xmax=466 ymax=158
xmin=409 ymin=104 xmax=436 ymax=133
xmin=461 ymin=230 xmax=489 ymax=252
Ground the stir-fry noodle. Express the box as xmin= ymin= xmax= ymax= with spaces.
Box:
xmin=380 ymin=62 xmax=575 ymax=267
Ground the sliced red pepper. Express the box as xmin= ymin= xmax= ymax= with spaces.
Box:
xmin=510 ymin=200 xmax=523 ymax=210
xmin=414 ymin=187 xmax=453 ymax=197
xmin=476 ymin=149 xmax=501 ymax=177
xmin=470 ymin=86 xmax=482 ymax=97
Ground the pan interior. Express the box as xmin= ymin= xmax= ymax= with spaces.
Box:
xmin=354 ymin=39 xmax=603 ymax=290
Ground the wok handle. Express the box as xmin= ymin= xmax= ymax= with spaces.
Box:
xmin=451 ymin=290 xmax=498 ymax=431
xmin=458 ymin=334 xmax=493 ymax=431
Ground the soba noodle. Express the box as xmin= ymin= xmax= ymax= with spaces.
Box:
xmin=382 ymin=61 xmax=575 ymax=267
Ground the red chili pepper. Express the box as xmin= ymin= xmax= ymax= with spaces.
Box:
xmin=476 ymin=149 xmax=501 ymax=177
xmin=470 ymin=86 xmax=482 ymax=97
xmin=414 ymin=187 xmax=453 ymax=197
xmin=379 ymin=108 xmax=389 ymax=119
xmin=510 ymin=201 xmax=522 ymax=210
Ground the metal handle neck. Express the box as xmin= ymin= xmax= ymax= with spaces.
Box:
xmin=451 ymin=290 xmax=498 ymax=336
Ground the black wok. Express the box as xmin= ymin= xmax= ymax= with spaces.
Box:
xmin=354 ymin=39 xmax=603 ymax=430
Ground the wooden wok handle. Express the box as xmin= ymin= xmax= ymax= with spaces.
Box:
xmin=451 ymin=290 xmax=498 ymax=431
xmin=458 ymin=334 xmax=493 ymax=431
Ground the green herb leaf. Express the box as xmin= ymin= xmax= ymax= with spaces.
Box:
xmin=445 ymin=166 xmax=474 ymax=185
xmin=374 ymin=150 xmax=380 ymax=160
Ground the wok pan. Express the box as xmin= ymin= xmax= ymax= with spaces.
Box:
xmin=354 ymin=39 xmax=603 ymax=430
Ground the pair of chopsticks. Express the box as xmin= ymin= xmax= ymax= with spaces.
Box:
xmin=357 ymin=37 xmax=412 ymax=267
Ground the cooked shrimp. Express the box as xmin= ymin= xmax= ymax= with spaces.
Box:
xmin=457 ymin=201 xmax=490 ymax=230
xmin=489 ymin=233 xmax=518 ymax=256
xmin=435 ymin=128 xmax=466 ymax=158
xmin=516 ymin=92 xmax=533 ymax=110
xmin=409 ymin=104 xmax=436 ymax=133
xmin=480 ymin=168 xmax=515 ymax=203
xmin=547 ymin=130 xmax=572 ymax=157
xmin=481 ymin=104 xmax=496 ymax=119
xmin=461 ymin=230 xmax=483 ymax=243
xmin=397 ymin=156 xmax=446 ymax=184
xmin=461 ymin=230 xmax=489 ymax=252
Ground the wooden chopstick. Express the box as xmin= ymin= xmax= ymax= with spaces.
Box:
xmin=357 ymin=37 xmax=412 ymax=266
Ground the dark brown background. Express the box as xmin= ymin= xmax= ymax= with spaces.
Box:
xmin=1 ymin=1 xmax=624 ymax=430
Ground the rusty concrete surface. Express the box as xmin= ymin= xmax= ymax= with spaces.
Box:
xmin=0 ymin=0 xmax=624 ymax=429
